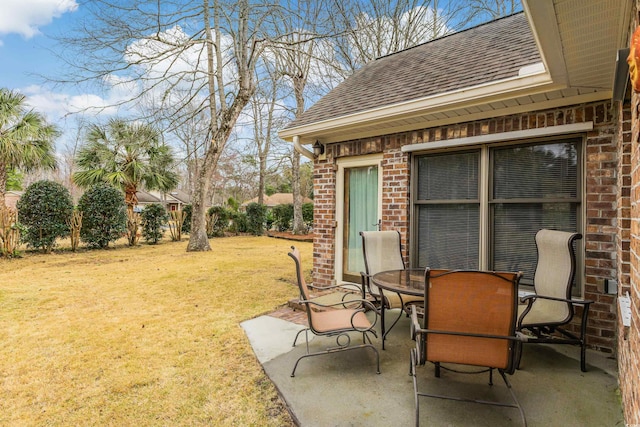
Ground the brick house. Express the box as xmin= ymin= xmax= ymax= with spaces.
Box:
xmin=280 ymin=0 xmax=639 ymax=423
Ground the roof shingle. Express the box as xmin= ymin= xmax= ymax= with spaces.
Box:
xmin=284 ymin=13 xmax=540 ymax=129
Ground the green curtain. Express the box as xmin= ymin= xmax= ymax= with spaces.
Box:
xmin=347 ymin=166 xmax=378 ymax=273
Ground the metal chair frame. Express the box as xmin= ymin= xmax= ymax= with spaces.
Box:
xmin=360 ymin=230 xmax=421 ymax=349
xmin=410 ymin=268 xmax=526 ymax=427
xmin=516 ymin=229 xmax=593 ymax=372
xmin=288 ymin=246 xmax=380 ymax=377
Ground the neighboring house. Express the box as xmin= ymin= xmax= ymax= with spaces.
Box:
xmin=135 ymin=190 xmax=191 ymax=213
xmin=148 ymin=189 xmax=191 ymax=212
xmin=133 ymin=191 xmax=163 ymax=213
xmin=241 ymin=193 xmax=313 ymax=209
xmin=280 ymin=0 xmax=639 ymax=422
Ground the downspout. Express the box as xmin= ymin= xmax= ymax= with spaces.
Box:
xmin=293 ymin=135 xmax=314 ymax=160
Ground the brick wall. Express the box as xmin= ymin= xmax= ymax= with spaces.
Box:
xmin=618 ymin=3 xmax=640 ymax=423
xmin=313 ymin=100 xmax=620 ymax=353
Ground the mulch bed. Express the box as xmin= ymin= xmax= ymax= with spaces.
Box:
xmin=267 ymin=231 xmax=314 ymax=242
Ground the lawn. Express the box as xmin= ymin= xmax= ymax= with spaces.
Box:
xmin=0 ymin=236 xmax=312 ymax=426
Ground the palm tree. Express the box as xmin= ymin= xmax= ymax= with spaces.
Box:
xmin=0 ymin=88 xmax=59 ymax=208
xmin=73 ymin=118 xmax=179 ymax=244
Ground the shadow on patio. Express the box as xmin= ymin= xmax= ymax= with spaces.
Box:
xmin=243 ymin=304 xmax=623 ymax=426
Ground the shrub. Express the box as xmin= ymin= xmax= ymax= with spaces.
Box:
xmin=302 ymin=202 xmax=314 ymax=229
xmin=272 ymin=203 xmax=293 ymax=232
xmin=181 ymin=204 xmax=192 ymax=234
xmin=77 ymin=184 xmax=127 ymax=248
xmin=141 ymin=203 xmax=168 ymax=244
xmin=265 ymin=210 xmax=274 ymax=230
xmin=17 ymin=180 xmax=73 ymax=253
xmin=229 ymin=210 xmax=248 ymax=234
xmin=245 ymin=202 xmax=266 ymax=236
xmin=207 ymin=206 xmax=230 ymax=237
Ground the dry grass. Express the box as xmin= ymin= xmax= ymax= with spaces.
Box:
xmin=0 ymin=236 xmax=312 ymax=426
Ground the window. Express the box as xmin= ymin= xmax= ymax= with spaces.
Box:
xmin=413 ymin=138 xmax=582 ymax=286
xmin=415 ymin=151 xmax=480 ymax=270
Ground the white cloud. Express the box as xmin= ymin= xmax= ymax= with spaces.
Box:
xmin=21 ymin=82 xmax=129 ymax=120
xmin=0 ymin=0 xmax=77 ymax=39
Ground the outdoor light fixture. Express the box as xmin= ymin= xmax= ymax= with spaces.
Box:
xmin=312 ymin=140 xmax=325 ymax=157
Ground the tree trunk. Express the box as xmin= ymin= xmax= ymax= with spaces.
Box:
xmin=0 ymin=162 xmax=7 ymax=210
xmin=292 ymin=149 xmax=305 ymax=234
xmin=124 ymin=185 xmax=140 ymax=246
xmin=187 ymin=158 xmax=213 ymax=251
xmin=258 ymin=154 xmax=266 ymax=205
xmin=292 ymin=75 xmax=306 ymax=235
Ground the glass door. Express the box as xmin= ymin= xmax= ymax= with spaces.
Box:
xmin=342 ymin=164 xmax=379 ymax=283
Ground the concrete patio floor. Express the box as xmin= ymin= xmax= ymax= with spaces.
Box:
xmin=242 ymin=304 xmax=624 ymax=427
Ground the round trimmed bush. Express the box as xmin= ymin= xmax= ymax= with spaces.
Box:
xmin=17 ymin=180 xmax=73 ymax=253
xmin=245 ymin=202 xmax=266 ymax=236
xmin=141 ymin=203 xmax=168 ymax=244
xmin=77 ymin=184 xmax=127 ymax=248
xmin=272 ymin=203 xmax=293 ymax=232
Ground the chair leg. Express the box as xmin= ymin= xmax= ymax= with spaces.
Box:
xmin=410 ymin=348 xmax=420 ymax=427
xmin=579 ymin=303 xmax=590 ymax=373
xmin=292 ymin=328 xmax=309 ymax=348
xmin=380 ymin=305 xmax=387 ymax=349
xmin=291 ymin=342 xmax=380 ymax=377
xmin=498 ymin=370 xmax=527 ymax=427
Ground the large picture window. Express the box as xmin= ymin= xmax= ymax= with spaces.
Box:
xmin=413 ymin=138 xmax=581 ymax=286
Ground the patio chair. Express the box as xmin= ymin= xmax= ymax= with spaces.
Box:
xmin=288 ymin=246 xmax=380 ymax=377
xmin=410 ymin=268 xmax=526 ymax=426
xmin=516 ymin=229 xmax=593 ymax=372
xmin=360 ymin=230 xmax=423 ymax=349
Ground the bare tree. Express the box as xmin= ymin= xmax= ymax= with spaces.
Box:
xmin=466 ymin=0 xmax=522 ymax=21
xmin=245 ymin=60 xmax=290 ymax=206
xmin=157 ymin=100 xmax=211 ymax=199
xmin=271 ymin=0 xmax=330 ymax=235
xmin=56 ymin=0 xmax=291 ymax=251
xmin=324 ymin=0 xmax=467 ymax=76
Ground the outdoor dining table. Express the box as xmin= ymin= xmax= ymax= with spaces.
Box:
xmin=371 ymin=268 xmax=428 ymax=297
xmin=372 ymin=268 xmax=535 ymax=311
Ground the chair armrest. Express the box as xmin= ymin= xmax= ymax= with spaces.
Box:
xmin=300 ymin=298 xmax=367 ymax=309
xmin=410 ymin=305 xmax=424 ymax=340
xmin=424 ymin=329 xmax=524 ymax=342
xmin=301 ymin=298 xmax=379 ymax=332
xmin=306 ymin=282 xmax=362 ymax=293
xmin=520 ymin=294 xmax=594 ymax=306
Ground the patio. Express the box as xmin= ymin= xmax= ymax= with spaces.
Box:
xmin=243 ymin=296 xmax=623 ymax=426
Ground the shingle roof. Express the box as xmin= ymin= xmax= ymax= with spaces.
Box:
xmin=136 ymin=191 xmax=162 ymax=203
xmin=284 ymin=12 xmax=540 ymax=129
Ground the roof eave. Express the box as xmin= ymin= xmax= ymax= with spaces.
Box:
xmin=280 ymin=71 xmax=561 ymax=143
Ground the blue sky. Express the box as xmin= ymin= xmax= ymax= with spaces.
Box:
xmin=0 ymin=1 xmax=108 ymax=150
xmin=0 ymin=1 xmax=520 ymax=153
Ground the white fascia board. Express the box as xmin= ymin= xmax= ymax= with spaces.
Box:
xmin=316 ymin=90 xmax=609 ymax=145
xmin=523 ymin=0 xmax=568 ymax=85
xmin=401 ymin=122 xmax=594 ymax=152
xmin=279 ymin=71 xmax=557 ymax=141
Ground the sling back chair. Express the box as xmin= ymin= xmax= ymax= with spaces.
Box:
xmin=410 ymin=268 xmax=526 ymax=427
xmin=517 ymin=229 xmax=592 ymax=372
xmin=360 ymin=230 xmax=422 ymax=349
xmin=288 ymin=246 xmax=380 ymax=377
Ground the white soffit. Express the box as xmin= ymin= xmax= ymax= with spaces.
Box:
xmin=525 ymin=0 xmax=632 ymax=89
xmin=401 ymin=122 xmax=594 ymax=152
